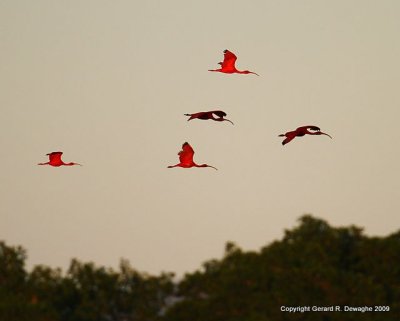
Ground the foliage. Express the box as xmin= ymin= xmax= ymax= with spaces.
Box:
xmin=1 ymin=215 xmax=400 ymax=320
xmin=164 ymin=216 xmax=400 ymax=321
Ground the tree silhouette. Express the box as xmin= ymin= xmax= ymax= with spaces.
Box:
xmin=164 ymin=215 xmax=400 ymax=321
xmin=1 ymin=215 xmax=399 ymax=320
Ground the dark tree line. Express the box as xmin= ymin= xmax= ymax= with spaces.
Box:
xmin=1 ymin=215 xmax=400 ymax=320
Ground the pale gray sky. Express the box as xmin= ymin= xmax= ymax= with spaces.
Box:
xmin=1 ymin=0 xmax=400 ymax=276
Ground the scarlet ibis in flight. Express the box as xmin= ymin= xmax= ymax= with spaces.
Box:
xmin=208 ymin=50 xmax=259 ymax=76
xmin=168 ymin=142 xmax=217 ymax=170
xmin=279 ymin=126 xmax=332 ymax=145
xmin=184 ymin=110 xmax=234 ymax=125
xmin=38 ymin=152 xmax=82 ymax=167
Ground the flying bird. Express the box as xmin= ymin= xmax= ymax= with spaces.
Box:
xmin=184 ymin=110 xmax=234 ymax=125
xmin=38 ymin=152 xmax=82 ymax=167
xmin=279 ymin=126 xmax=332 ymax=145
xmin=208 ymin=50 xmax=259 ymax=76
xmin=168 ymin=142 xmax=217 ymax=170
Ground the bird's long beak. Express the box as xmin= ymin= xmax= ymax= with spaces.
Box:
xmin=209 ymin=165 xmax=218 ymax=170
xmin=321 ymin=132 xmax=333 ymax=139
xmin=225 ymin=119 xmax=234 ymax=125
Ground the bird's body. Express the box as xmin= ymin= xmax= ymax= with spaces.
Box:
xmin=184 ymin=110 xmax=234 ymax=125
xmin=208 ymin=50 xmax=259 ymax=76
xmin=168 ymin=142 xmax=217 ymax=170
xmin=38 ymin=152 xmax=82 ymax=167
xmin=279 ymin=126 xmax=332 ymax=145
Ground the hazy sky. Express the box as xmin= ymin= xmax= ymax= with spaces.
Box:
xmin=1 ymin=0 xmax=400 ymax=276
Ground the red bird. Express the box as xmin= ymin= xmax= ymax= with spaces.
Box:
xmin=38 ymin=152 xmax=82 ymax=167
xmin=208 ymin=50 xmax=259 ymax=76
xmin=279 ymin=126 xmax=332 ymax=145
xmin=168 ymin=142 xmax=217 ymax=170
xmin=184 ymin=110 xmax=234 ymax=125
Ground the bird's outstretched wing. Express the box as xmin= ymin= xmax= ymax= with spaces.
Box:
xmin=211 ymin=110 xmax=227 ymax=118
xmin=178 ymin=142 xmax=194 ymax=165
xmin=47 ymin=152 xmax=63 ymax=162
xmin=221 ymin=50 xmax=237 ymax=69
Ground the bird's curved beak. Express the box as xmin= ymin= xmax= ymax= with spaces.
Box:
xmin=320 ymin=132 xmax=333 ymax=139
